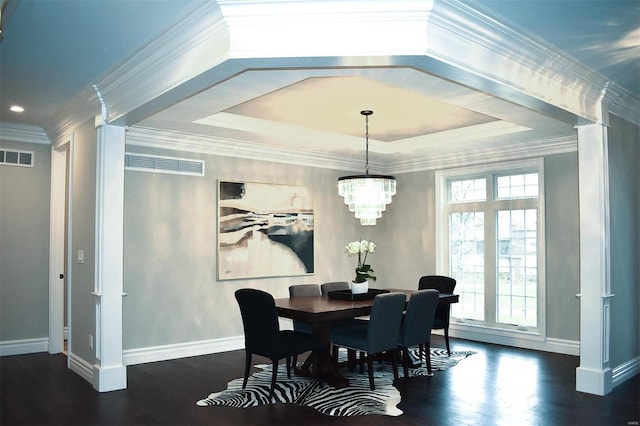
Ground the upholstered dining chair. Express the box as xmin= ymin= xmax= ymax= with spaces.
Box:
xmin=418 ymin=275 xmax=457 ymax=355
xmin=288 ymin=284 xmax=321 ymax=367
xmin=397 ymin=289 xmax=439 ymax=378
xmin=330 ymin=292 xmax=406 ymax=390
xmin=235 ymin=288 xmax=323 ymax=400
xmin=320 ymin=281 xmax=350 ymax=295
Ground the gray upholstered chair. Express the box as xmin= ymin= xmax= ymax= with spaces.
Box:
xmin=397 ymin=289 xmax=439 ymax=378
xmin=320 ymin=281 xmax=350 ymax=295
xmin=330 ymin=292 xmax=406 ymax=390
xmin=418 ymin=275 xmax=457 ymax=355
xmin=235 ymin=288 xmax=323 ymax=400
xmin=288 ymin=284 xmax=321 ymax=367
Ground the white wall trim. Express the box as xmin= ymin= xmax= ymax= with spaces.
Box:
xmin=0 ymin=122 xmax=50 ymax=144
xmin=123 ymin=336 xmax=245 ymax=366
xmin=68 ymin=351 xmax=94 ymax=383
xmin=0 ymin=338 xmax=49 ymax=356
xmin=126 ymin=126 xmax=361 ymax=172
xmin=612 ymin=356 xmax=640 ymax=387
xmin=126 ymin=127 xmax=578 ymax=175
xmin=445 ymin=328 xmax=579 ymax=356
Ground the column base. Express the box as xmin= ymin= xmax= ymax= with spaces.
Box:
xmin=576 ymin=366 xmax=612 ymax=395
xmin=93 ymin=363 xmax=127 ymax=392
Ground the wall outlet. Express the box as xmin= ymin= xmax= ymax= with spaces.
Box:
xmin=89 ymin=335 xmax=94 ymax=350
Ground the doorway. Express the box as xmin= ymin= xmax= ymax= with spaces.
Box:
xmin=49 ymin=137 xmax=72 ymax=360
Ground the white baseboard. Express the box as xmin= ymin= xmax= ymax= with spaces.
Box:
xmin=446 ymin=328 xmax=580 ymax=355
xmin=68 ymin=351 xmax=94 ymax=383
xmin=0 ymin=337 xmax=48 ymax=356
xmin=123 ymin=335 xmax=245 ymax=366
xmin=612 ymin=356 xmax=639 ymax=387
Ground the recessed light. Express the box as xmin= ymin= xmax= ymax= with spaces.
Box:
xmin=10 ymin=105 xmax=25 ymax=113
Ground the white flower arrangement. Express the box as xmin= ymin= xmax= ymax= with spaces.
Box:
xmin=345 ymin=240 xmax=376 ymax=283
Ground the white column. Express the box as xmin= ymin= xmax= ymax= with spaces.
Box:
xmin=92 ymin=123 xmax=127 ymax=392
xmin=575 ymin=122 xmax=613 ymax=395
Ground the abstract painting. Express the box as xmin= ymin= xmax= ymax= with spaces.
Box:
xmin=218 ymin=180 xmax=314 ymax=280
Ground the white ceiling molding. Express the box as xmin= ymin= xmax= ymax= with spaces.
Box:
xmin=424 ymin=0 xmax=617 ymax=125
xmin=40 ymin=0 xmax=638 ymax=146
xmin=126 ymin=126 xmax=577 ymax=175
xmin=0 ymin=122 xmax=50 ymax=145
xmin=383 ymin=134 xmax=578 ymax=174
xmin=43 ymin=1 xmax=231 ymax=142
xmin=125 ymin=126 xmax=364 ymax=172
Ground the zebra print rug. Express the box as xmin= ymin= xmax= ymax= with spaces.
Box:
xmin=196 ymin=348 xmax=475 ymax=417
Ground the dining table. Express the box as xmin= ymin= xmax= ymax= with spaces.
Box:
xmin=274 ymin=288 xmax=459 ymax=388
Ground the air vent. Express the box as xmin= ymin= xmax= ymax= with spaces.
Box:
xmin=0 ymin=149 xmax=34 ymax=167
xmin=125 ymin=153 xmax=204 ymax=176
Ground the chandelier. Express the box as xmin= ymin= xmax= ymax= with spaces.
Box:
xmin=338 ymin=110 xmax=396 ymax=226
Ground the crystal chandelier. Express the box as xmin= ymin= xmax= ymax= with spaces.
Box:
xmin=338 ymin=110 xmax=396 ymax=226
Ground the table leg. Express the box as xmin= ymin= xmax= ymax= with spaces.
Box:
xmin=294 ymin=322 xmax=349 ymax=388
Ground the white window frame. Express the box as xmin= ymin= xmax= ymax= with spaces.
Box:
xmin=435 ymin=159 xmax=546 ymax=344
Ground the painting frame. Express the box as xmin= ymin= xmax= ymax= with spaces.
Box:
xmin=217 ymin=180 xmax=314 ymax=280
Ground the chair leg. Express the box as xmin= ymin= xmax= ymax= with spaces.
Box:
xmin=269 ymin=360 xmax=278 ymax=401
xmin=418 ymin=343 xmax=424 ymax=364
xmin=242 ymin=351 xmax=252 ymax=389
xmin=359 ymin=351 xmax=365 ymax=374
xmin=402 ymin=347 xmax=409 ymax=380
xmin=444 ymin=326 xmax=451 ymax=355
xmin=366 ymin=355 xmax=375 ymax=390
xmin=286 ymin=356 xmax=292 ymax=379
xmin=315 ymin=350 xmax=322 ymax=385
xmin=392 ymin=349 xmax=399 ymax=381
xmin=426 ymin=341 xmax=433 ymax=376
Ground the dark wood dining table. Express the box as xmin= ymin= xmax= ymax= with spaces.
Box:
xmin=274 ymin=288 xmax=459 ymax=387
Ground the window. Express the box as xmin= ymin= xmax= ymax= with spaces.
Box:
xmin=437 ymin=160 xmax=545 ymax=335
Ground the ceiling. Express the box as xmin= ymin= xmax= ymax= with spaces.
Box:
xmin=1 ymin=0 xmax=638 ymax=166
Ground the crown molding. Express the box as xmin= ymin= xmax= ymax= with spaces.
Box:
xmin=126 ymin=126 xmax=577 ymax=175
xmin=43 ymin=1 xmax=231 ymax=142
xmin=603 ymin=82 xmax=640 ymax=126
xmin=41 ymin=0 xmax=638 ymax=146
xmin=0 ymin=122 xmax=50 ymax=145
xmin=424 ymin=0 xmax=614 ymax=124
xmin=383 ymin=134 xmax=578 ymax=174
xmin=126 ymin=126 xmax=363 ymax=172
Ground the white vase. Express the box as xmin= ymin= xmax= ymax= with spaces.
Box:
xmin=351 ymin=280 xmax=369 ymax=294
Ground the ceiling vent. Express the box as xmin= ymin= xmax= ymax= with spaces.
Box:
xmin=125 ymin=152 xmax=204 ymax=176
xmin=0 ymin=149 xmax=34 ymax=167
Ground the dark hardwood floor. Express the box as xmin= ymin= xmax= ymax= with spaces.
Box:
xmin=1 ymin=336 xmax=638 ymax=426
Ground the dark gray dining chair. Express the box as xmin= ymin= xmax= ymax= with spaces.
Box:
xmin=235 ymin=288 xmax=323 ymax=400
xmin=397 ymin=289 xmax=439 ymax=378
xmin=320 ymin=281 xmax=350 ymax=295
xmin=418 ymin=275 xmax=457 ymax=355
xmin=288 ymin=284 xmax=321 ymax=367
xmin=330 ymin=292 xmax=406 ymax=390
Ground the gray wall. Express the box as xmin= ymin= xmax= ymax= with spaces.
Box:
xmin=607 ymin=114 xmax=640 ymax=367
xmin=377 ymin=153 xmax=581 ymax=341
xmin=0 ymin=140 xmax=51 ymax=341
xmin=122 ymin=146 xmax=375 ymax=349
xmin=122 ymin=144 xmax=582 ymax=351
xmin=544 ymin=153 xmax=581 ymax=340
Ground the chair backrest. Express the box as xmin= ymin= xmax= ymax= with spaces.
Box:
xmin=366 ymin=292 xmax=407 ymax=354
xmin=418 ymin=275 xmax=457 ymax=293
xmin=418 ymin=275 xmax=456 ymax=326
xmin=289 ymin=284 xmax=321 ymax=298
xmin=321 ymin=281 xmax=350 ymax=295
xmin=235 ymin=289 xmax=280 ymax=355
xmin=398 ymin=289 xmax=439 ymax=347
